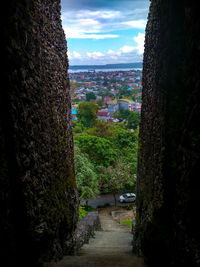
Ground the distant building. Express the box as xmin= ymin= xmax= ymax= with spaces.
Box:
xmin=108 ymin=99 xmax=141 ymax=114
xmin=77 ymin=93 xmax=85 ymax=100
xmin=132 ymin=101 xmax=141 ymax=112
xmin=111 ymin=89 xmax=118 ymax=95
xmin=97 ymin=110 xmax=111 ymax=121
xmin=104 ymin=96 xmax=113 ymax=104
xmin=108 ymin=101 xmax=119 ymax=114
xmin=118 ymin=99 xmax=133 ymax=110
xmin=112 ymin=118 xmax=119 ymax=123
xmin=134 ymin=108 xmax=141 ymax=113
xmin=72 ymin=109 xmax=77 ymax=120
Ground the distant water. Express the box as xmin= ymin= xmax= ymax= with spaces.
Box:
xmin=68 ymin=68 xmax=142 ymax=73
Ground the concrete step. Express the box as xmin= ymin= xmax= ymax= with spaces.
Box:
xmin=54 ymin=254 xmax=146 ymax=267
xmin=50 ymin=211 xmax=146 ymax=267
xmin=81 ymin=231 xmax=132 ymax=250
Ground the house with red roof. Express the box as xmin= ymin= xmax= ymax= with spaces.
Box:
xmin=104 ymin=96 xmax=113 ymax=104
xmin=97 ymin=110 xmax=111 ymax=121
xmin=135 ymin=108 xmax=141 ymax=113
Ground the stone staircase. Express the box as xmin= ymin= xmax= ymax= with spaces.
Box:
xmin=52 ymin=210 xmax=146 ymax=267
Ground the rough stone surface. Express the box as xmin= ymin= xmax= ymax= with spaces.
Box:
xmin=134 ymin=1 xmax=200 ymax=266
xmin=74 ymin=212 xmax=101 ymax=252
xmin=0 ymin=0 xmax=78 ymax=266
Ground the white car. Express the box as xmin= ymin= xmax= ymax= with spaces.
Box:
xmin=119 ymin=193 xmax=136 ymax=203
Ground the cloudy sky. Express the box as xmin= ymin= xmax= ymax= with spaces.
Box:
xmin=61 ymin=0 xmax=150 ymax=65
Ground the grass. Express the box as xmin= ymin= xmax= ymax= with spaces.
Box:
xmin=120 ymin=219 xmax=132 ymax=227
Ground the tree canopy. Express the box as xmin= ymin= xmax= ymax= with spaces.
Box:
xmin=86 ymin=92 xmax=96 ymax=102
xmin=127 ymin=111 xmax=140 ymax=130
xmin=77 ymin=102 xmax=98 ymax=128
xmin=99 ymin=159 xmax=133 ymax=206
xmin=74 ymin=145 xmax=99 ymax=201
xmin=74 ymin=134 xmax=117 ymax=167
xmin=73 ymin=100 xmax=140 ymax=202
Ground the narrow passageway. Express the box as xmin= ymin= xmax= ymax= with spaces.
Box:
xmin=54 ymin=208 xmax=146 ymax=267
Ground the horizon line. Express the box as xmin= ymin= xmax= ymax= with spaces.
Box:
xmin=69 ymin=62 xmax=143 ymax=67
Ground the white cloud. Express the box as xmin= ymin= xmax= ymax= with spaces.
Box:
xmin=122 ymin=20 xmax=147 ymax=29
xmin=110 ymin=55 xmax=118 ymax=60
xmin=108 ymin=46 xmax=135 ymax=56
xmin=63 ymin=26 xmax=119 ymax=39
xmin=79 ymin=34 xmax=119 ymax=39
xmin=107 ymin=49 xmax=115 ymax=55
xmin=76 ymin=10 xmax=120 ymax=19
xmin=133 ymin=32 xmax=145 ymax=54
xmin=120 ymin=45 xmax=135 ymax=53
xmin=62 ymin=9 xmax=147 ymax=39
xmin=87 ymin=52 xmax=104 ymax=59
xmin=68 ymin=51 xmax=82 ymax=60
xmin=79 ymin=18 xmax=99 ymax=26
xmin=67 ymin=50 xmax=72 ymax=60
xmin=73 ymin=51 xmax=82 ymax=58
xmin=67 ymin=32 xmax=145 ymax=65
xmin=106 ymin=32 xmax=144 ymax=57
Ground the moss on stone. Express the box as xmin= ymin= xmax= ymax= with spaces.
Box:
xmin=134 ymin=1 xmax=200 ymax=266
xmin=1 ymin=0 xmax=78 ymax=265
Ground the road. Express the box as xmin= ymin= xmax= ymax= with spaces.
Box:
xmin=81 ymin=193 xmax=135 ymax=208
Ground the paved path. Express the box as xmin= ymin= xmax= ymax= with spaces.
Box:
xmin=52 ymin=208 xmax=146 ymax=267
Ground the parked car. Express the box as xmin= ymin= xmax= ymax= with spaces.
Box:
xmin=119 ymin=193 xmax=136 ymax=203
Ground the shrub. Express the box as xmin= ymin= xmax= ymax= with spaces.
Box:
xmin=85 ymin=205 xmax=94 ymax=212
xmin=79 ymin=205 xmax=88 ymax=220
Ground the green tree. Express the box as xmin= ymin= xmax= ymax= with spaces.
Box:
xmin=113 ymin=109 xmax=131 ymax=121
xmin=86 ymin=120 xmax=114 ymax=139
xmin=86 ymin=92 xmax=96 ymax=102
xmin=77 ymin=102 xmax=98 ymax=128
xmin=107 ymin=124 xmax=139 ymax=188
xmin=120 ymin=109 xmax=131 ymax=120
xmin=131 ymin=90 xmax=138 ymax=101
xmin=72 ymin=120 xmax=85 ymax=134
xmin=103 ymin=80 xmax=108 ymax=86
xmin=113 ymin=110 xmax=122 ymax=120
xmin=74 ymin=145 xmax=99 ymax=205
xmin=108 ymin=125 xmax=137 ymax=149
xmin=127 ymin=111 xmax=140 ymax=130
xmin=96 ymin=99 xmax=104 ymax=108
xmin=74 ymin=134 xmax=117 ymax=167
xmin=117 ymin=86 xmax=131 ymax=98
xmin=99 ymin=159 xmax=132 ymax=206
xmin=70 ymin=81 xmax=80 ymax=99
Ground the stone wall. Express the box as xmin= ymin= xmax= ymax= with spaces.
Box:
xmin=0 ymin=0 xmax=78 ymax=266
xmin=75 ymin=212 xmax=101 ymax=252
xmin=134 ymin=1 xmax=200 ymax=266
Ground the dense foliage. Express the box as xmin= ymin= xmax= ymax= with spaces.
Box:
xmin=86 ymin=92 xmax=96 ymax=102
xmin=114 ymin=109 xmax=140 ymax=130
xmin=75 ymin=134 xmax=117 ymax=166
xmin=77 ymin=102 xmax=98 ymax=128
xmin=73 ymin=101 xmax=140 ymax=204
xmin=74 ymin=145 xmax=99 ymax=202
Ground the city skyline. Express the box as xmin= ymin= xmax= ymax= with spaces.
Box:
xmin=61 ymin=0 xmax=150 ymax=65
